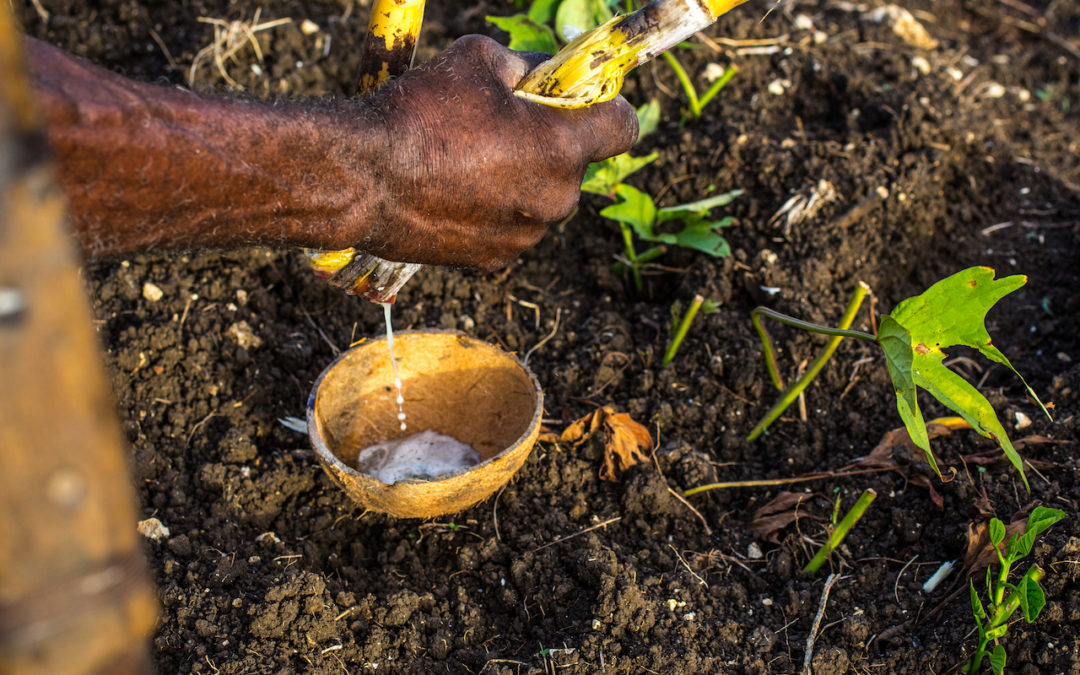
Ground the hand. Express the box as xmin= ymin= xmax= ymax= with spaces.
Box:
xmin=353 ymin=35 xmax=639 ymax=270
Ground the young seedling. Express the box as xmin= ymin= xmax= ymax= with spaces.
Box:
xmin=803 ymin=488 xmax=876 ymax=574
xmin=966 ymin=506 xmax=1066 ymax=674
xmin=663 ymin=294 xmax=720 ymax=366
xmin=747 ymin=268 xmax=1051 ymax=490
xmin=600 ymin=185 xmax=741 ymax=290
xmin=660 ymin=50 xmax=737 ymax=120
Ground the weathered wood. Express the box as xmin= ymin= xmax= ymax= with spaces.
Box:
xmin=0 ymin=6 xmax=157 ymax=674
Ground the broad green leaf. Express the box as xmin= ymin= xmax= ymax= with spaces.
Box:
xmin=1008 ymin=506 xmax=1066 ymax=559
xmin=528 ymin=0 xmax=562 ymax=24
xmin=989 ymin=518 xmax=1006 ymax=546
xmin=486 ymin=15 xmax=558 ymax=53
xmin=1013 ymin=573 xmax=1046 ymax=622
xmin=636 ymin=100 xmax=661 ymax=138
xmin=581 ymin=152 xmax=658 ymax=196
xmin=984 ymin=623 xmax=1009 ymax=641
xmin=878 ymin=315 xmax=939 ymax=476
xmin=657 ymin=189 xmax=743 ymax=222
xmin=989 ymin=645 xmax=1006 ymax=675
xmin=666 ymin=218 xmax=733 ymax=257
xmin=969 ymin=579 xmax=987 ymax=628
xmin=600 ymin=184 xmax=656 ymax=237
xmin=555 ymin=0 xmax=611 ymax=41
xmin=879 ymin=267 xmax=1045 ymax=489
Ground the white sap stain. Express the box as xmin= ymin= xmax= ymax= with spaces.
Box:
xmin=381 ymin=302 xmax=407 ymax=431
xmin=356 ymin=430 xmax=480 ymax=484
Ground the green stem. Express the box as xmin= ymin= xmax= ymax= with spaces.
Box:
xmin=662 ymin=293 xmax=704 ymax=367
xmin=697 ymin=63 xmax=737 ymax=111
xmin=660 ymin=51 xmax=700 ymax=118
xmin=635 ymin=244 xmax=667 ymax=264
xmin=619 ymin=222 xmax=642 ymax=291
xmin=969 ymin=566 xmax=1044 ymax=673
xmin=747 ymin=282 xmax=873 ymax=442
xmin=803 ymin=489 xmax=876 ymax=574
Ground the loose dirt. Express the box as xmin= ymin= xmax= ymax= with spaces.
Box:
xmin=17 ymin=0 xmax=1080 ymax=672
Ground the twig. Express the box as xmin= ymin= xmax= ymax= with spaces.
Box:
xmin=524 ymin=307 xmax=561 ymax=366
xmin=652 ymin=452 xmax=711 ymax=535
xmin=894 ymin=555 xmax=918 ymax=603
xmin=669 ymin=544 xmax=708 ymax=587
xmin=801 ymin=573 xmax=841 ymax=675
xmin=300 ymin=305 xmax=340 ymax=354
xmin=530 ymin=516 xmax=620 ymax=553
xmin=683 ymin=466 xmax=897 ymax=497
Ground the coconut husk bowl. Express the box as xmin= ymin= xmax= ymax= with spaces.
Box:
xmin=306 ymin=330 xmax=542 ymax=518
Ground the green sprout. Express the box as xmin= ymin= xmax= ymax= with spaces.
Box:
xmin=663 ymin=293 xmax=720 ymax=366
xmin=803 ymin=488 xmax=876 ymax=575
xmin=661 ymin=50 xmax=737 ymax=120
xmin=748 ymin=267 xmax=1050 ymax=490
xmin=966 ymin=507 xmax=1066 ymax=674
xmin=601 ymin=185 xmax=740 ymax=290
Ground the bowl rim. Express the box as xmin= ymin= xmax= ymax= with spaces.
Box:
xmin=306 ymin=329 xmax=543 ymax=486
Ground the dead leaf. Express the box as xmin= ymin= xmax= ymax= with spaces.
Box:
xmin=600 ymin=410 xmax=654 ymax=482
xmin=749 ymin=491 xmax=823 ymax=543
xmin=542 ymin=406 xmax=654 ymax=482
xmin=909 ymin=474 xmax=944 ymax=509
xmin=963 ymin=506 xmax=1036 ymax=572
xmin=859 ymin=417 xmax=970 ymax=470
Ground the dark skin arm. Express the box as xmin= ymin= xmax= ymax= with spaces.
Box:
xmin=25 ymin=35 xmax=639 ymax=270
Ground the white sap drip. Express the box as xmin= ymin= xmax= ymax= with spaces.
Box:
xmin=381 ymin=302 xmax=407 ymax=431
xmin=357 ymin=430 xmax=481 ymax=484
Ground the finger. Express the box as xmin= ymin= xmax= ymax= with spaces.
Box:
xmin=578 ymin=95 xmax=640 ymax=162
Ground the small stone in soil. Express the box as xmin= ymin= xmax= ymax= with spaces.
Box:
xmin=357 ymin=430 xmax=480 ymax=484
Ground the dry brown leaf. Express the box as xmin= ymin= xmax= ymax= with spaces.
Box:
xmin=541 ymin=407 xmax=654 ymax=482
xmin=909 ymin=474 xmax=944 ymax=509
xmin=599 ymin=410 xmax=655 ymax=482
xmin=963 ymin=506 xmax=1035 ymax=572
xmin=858 ymin=417 xmax=970 ymax=470
xmin=749 ymin=491 xmax=822 ymax=543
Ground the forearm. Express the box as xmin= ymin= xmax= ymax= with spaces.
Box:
xmin=24 ymin=37 xmax=383 ymax=258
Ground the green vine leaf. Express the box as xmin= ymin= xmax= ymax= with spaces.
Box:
xmin=486 ymin=14 xmax=559 ymax=53
xmin=989 ymin=645 xmax=1006 ymax=675
xmin=878 ymin=267 xmax=1048 ymax=490
xmin=582 ymin=153 xmax=658 ymax=197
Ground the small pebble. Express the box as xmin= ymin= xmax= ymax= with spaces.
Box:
xmin=142 ymin=282 xmax=164 ymax=303
xmin=300 ymin=19 xmax=320 ymax=35
xmin=137 ymin=517 xmax=170 ymax=541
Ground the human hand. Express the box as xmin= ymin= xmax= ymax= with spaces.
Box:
xmin=351 ymin=35 xmax=639 ymax=270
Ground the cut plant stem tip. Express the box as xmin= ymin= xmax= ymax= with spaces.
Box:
xmin=516 ymin=0 xmax=750 ymax=108
xmin=803 ymin=488 xmax=876 ymax=575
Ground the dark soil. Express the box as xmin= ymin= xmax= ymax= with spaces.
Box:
xmin=17 ymin=0 xmax=1080 ymax=672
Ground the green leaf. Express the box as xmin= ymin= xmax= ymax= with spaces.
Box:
xmin=1013 ymin=573 xmax=1046 ymax=623
xmin=970 ymin=579 xmax=987 ymax=629
xmin=528 ymin=0 xmax=562 ymax=24
xmin=989 ymin=518 xmax=1006 ymax=546
xmin=486 ymin=14 xmax=559 ymax=53
xmin=666 ymin=218 xmax=733 ymax=257
xmin=555 ymin=0 xmax=611 ymax=42
xmin=879 ymin=267 xmax=1044 ymax=490
xmin=581 ymin=152 xmax=658 ymax=197
xmin=599 ymin=184 xmax=656 ymax=238
xmin=989 ymin=645 xmax=1006 ymax=675
xmin=1009 ymin=506 xmax=1066 ymax=559
xmin=636 ymin=100 xmax=661 ymax=138
xmin=657 ymin=189 xmax=743 ymax=222
xmin=878 ymin=315 xmax=940 ymax=476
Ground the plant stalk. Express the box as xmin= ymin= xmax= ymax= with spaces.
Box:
xmin=619 ymin=223 xmax=643 ymax=291
xmin=803 ymin=488 xmax=876 ymax=574
xmin=663 ymin=294 xmax=705 ymax=366
xmin=747 ymin=282 xmax=872 ymax=442
xmin=969 ymin=565 xmax=1044 ymax=673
